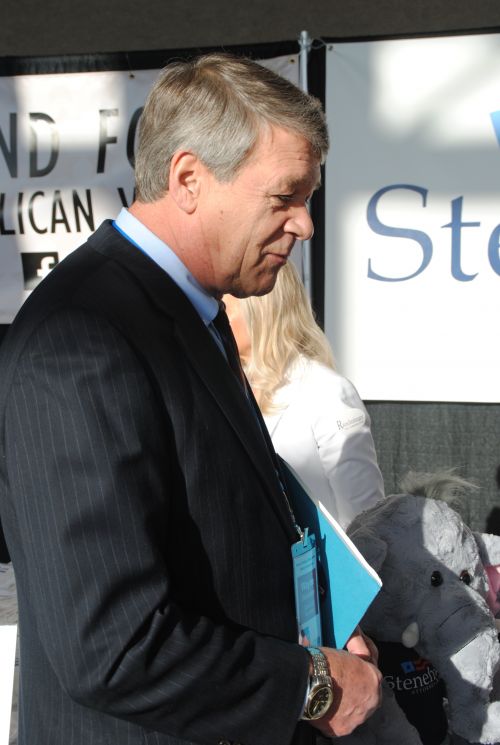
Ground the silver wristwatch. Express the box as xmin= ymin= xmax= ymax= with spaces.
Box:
xmin=301 ymin=647 xmax=335 ymax=721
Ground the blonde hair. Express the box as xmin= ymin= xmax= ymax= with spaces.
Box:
xmin=135 ymin=53 xmax=329 ymax=202
xmin=240 ymin=262 xmax=335 ymax=414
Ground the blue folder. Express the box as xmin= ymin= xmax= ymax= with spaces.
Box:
xmin=280 ymin=459 xmax=382 ymax=650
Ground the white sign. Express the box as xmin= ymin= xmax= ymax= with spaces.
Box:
xmin=325 ymin=35 xmax=500 ymax=403
xmin=0 ymin=624 xmax=16 ymax=745
xmin=0 ymin=55 xmax=299 ymax=323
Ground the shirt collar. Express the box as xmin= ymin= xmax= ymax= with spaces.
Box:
xmin=113 ymin=207 xmax=219 ymax=326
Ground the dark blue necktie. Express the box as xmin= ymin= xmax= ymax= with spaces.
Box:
xmin=212 ymin=303 xmax=247 ymax=389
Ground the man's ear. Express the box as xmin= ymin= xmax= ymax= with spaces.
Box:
xmin=168 ymin=150 xmax=203 ymax=214
xmin=348 ymin=526 xmax=388 ymax=574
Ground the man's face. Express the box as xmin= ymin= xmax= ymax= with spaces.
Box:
xmin=197 ymin=126 xmax=321 ymax=297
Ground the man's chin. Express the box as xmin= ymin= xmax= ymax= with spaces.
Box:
xmin=248 ymin=266 xmax=284 ymax=297
xmin=228 ymin=264 xmax=285 ymax=298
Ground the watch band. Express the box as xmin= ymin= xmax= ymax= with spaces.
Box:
xmin=301 ymin=647 xmax=335 ymax=721
xmin=305 ymin=647 xmax=330 ymax=677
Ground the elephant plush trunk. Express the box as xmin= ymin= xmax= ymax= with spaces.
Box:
xmin=419 ymin=590 xmax=495 ymax=659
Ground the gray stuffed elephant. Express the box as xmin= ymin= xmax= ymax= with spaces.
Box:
xmin=345 ymin=471 xmax=500 ymax=745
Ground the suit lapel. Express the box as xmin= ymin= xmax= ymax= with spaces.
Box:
xmin=172 ymin=297 xmax=299 ymax=544
xmin=91 ymin=223 xmax=297 ymax=541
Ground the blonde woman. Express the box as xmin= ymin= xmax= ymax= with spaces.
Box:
xmin=225 ymin=261 xmax=384 ymax=528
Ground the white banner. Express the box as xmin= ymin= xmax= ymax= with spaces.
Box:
xmin=325 ymin=35 xmax=500 ymax=403
xmin=0 ymin=624 xmax=16 ymax=745
xmin=0 ymin=54 xmax=299 ymax=323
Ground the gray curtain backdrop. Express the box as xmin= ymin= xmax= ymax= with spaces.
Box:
xmin=367 ymin=402 xmax=500 ymax=532
xmin=2 ymin=0 xmax=500 ymax=58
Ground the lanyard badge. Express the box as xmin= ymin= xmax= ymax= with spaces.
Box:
xmin=291 ymin=528 xmax=322 ymax=647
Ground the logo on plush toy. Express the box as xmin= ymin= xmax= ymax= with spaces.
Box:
xmin=382 ymin=649 xmax=441 ymax=696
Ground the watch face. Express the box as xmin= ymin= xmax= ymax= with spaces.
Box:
xmin=308 ymin=685 xmax=334 ymax=719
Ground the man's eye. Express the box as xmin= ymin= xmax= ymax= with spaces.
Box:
xmin=275 ymin=194 xmax=311 ymax=207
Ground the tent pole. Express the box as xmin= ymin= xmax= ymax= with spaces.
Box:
xmin=298 ymin=30 xmax=313 ymax=299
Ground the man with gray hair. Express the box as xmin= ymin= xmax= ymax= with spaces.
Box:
xmin=0 ymin=53 xmax=381 ymax=745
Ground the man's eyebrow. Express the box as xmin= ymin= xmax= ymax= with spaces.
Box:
xmin=279 ymin=176 xmax=322 ymax=193
xmin=304 ymin=178 xmax=322 ymax=195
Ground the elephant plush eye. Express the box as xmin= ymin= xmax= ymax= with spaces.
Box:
xmin=431 ymin=570 xmax=443 ymax=586
xmin=460 ymin=570 xmax=472 ymax=585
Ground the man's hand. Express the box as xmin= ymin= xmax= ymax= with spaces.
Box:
xmin=345 ymin=625 xmax=379 ymax=666
xmin=309 ymin=647 xmax=382 ymax=738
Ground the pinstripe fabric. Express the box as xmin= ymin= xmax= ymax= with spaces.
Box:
xmin=0 ymin=222 xmax=315 ymax=745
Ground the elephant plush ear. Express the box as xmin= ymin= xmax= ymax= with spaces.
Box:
xmin=475 ymin=532 xmax=500 ymax=565
xmin=348 ymin=526 xmax=388 ymax=573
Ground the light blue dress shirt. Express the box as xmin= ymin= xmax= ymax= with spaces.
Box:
xmin=112 ymin=208 xmax=219 ymax=327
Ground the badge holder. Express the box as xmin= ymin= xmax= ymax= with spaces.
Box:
xmin=291 ymin=527 xmax=322 ymax=647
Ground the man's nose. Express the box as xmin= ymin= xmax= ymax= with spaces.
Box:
xmin=286 ymin=205 xmax=314 ymax=241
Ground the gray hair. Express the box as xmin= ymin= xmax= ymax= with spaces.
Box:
xmin=134 ymin=52 xmax=329 ymax=202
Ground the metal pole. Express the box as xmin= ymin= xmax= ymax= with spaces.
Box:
xmin=298 ymin=30 xmax=313 ymax=299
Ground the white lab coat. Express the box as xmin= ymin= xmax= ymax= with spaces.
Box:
xmin=264 ymin=356 xmax=385 ymax=529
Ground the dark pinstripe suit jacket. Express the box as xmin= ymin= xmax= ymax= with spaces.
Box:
xmin=0 ymin=222 xmax=315 ymax=745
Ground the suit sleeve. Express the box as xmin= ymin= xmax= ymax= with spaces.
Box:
xmin=5 ymin=307 xmax=309 ymax=745
xmin=309 ymin=367 xmax=385 ymax=529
